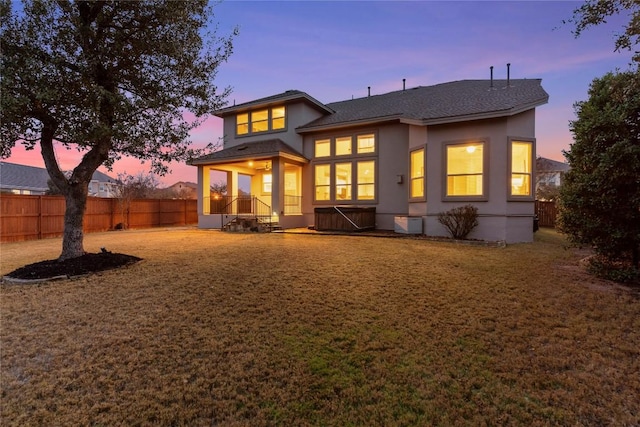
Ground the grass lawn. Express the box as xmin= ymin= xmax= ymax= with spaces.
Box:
xmin=1 ymin=228 xmax=639 ymax=426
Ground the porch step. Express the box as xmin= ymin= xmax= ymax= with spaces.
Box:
xmin=270 ymin=223 xmax=282 ymax=231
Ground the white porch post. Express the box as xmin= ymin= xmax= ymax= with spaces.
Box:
xmin=227 ymin=170 xmax=239 ymax=198
xmin=198 ymin=166 xmax=210 ymax=215
xmin=271 ymin=158 xmax=284 ymax=215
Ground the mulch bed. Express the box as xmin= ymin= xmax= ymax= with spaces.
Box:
xmin=3 ymin=252 xmax=142 ymax=280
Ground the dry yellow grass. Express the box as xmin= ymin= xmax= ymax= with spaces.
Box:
xmin=1 ymin=228 xmax=639 ymax=426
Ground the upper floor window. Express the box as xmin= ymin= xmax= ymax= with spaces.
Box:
xmin=445 ymin=142 xmax=485 ymax=198
xmin=357 ymin=134 xmax=375 ymax=154
xmin=336 ymin=137 xmax=353 ymax=156
xmin=410 ymin=148 xmax=425 ymax=199
xmin=315 ymin=139 xmax=331 ymax=157
xmin=313 ymin=133 xmax=376 ymax=159
xmin=510 ymin=140 xmax=533 ymax=198
xmin=236 ymin=106 xmax=286 ymax=135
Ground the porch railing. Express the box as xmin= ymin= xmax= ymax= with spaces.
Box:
xmin=210 ymin=195 xmax=253 ymax=215
xmin=209 ymin=196 xmax=274 ymax=228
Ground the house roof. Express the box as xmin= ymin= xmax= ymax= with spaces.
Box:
xmin=0 ymin=161 xmax=51 ymax=192
xmin=0 ymin=161 xmax=116 ymax=192
xmin=537 ymin=157 xmax=570 ymax=172
xmin=189 ymin=139 xmax=308 ymax=166
xmin=297 ymin=79 xmax=549 ymax=133
xmin=215 ymin=90 xmax=334 ymax=117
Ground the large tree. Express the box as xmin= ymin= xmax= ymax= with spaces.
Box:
xmin=569 ymin=0 xmax=640 ymax=63
xmin=558 ymin=70 xmax=640 ymax=272
xmin=1 ymin=0 xmax=235 ymax=259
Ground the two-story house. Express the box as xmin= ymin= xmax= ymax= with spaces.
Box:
xmin=189 ymin=77 xmax=548 ymax=243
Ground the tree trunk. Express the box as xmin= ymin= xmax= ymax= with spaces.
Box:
xmin=60 ymin=183 xmax=89 ymax=260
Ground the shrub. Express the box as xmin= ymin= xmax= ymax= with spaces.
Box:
xmin=586 ymin=255 xmax=640 ymax=285
xmin=437 ymin=205 xmax=479 ymax=240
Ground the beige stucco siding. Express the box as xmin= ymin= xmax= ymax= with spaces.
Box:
xmin=299 ymin=122 xmax=411 ymax=229
xmin=422 ymin=111 xmax=536 ymax=243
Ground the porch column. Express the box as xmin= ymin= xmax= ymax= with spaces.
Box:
xmin=198 ymin=166 xmax=210 ymax=215
xmin=227 ymin=170 xmax=239 ymax=198
xmin=271 ymin=158 xmax=284 ymax=215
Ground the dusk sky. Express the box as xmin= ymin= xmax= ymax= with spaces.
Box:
xmin=7 ymin=0 xmax=635 ymax=186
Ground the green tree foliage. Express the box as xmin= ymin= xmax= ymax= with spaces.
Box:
xmin=558 ymin=70 xmax=640 ymax=276
xmin=0 ymin=0 xmax=235 ymax=259
xmin=569 ymin=0 xmax=640 ymax=63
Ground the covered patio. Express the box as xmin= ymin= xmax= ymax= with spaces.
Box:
xmin=189 ymin=139 xmax=308 ymax=231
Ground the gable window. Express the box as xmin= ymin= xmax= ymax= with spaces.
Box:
xmin=272 ymin=107 xmax=285 ymax=130
xmin=315 ymin=139 xmax=331 ymax=157
xmin=410 ymin=148 xmax=425 ymax=199
xmin=315 ymin=164 xmax=331 ymax=201
xmin=446 ymin=142 xmax=485 ymax=197
xmin=510 ymin=140 xmax=533 ymax=197
xmin=335 ymin=162 xmax=352 ymax=201
xmin=236 ymin=106 xmax=286 ymax=136
xmin=251 ymin=110 xmax=269 ymax=132
xmin=237 ymin=113 xmax=249 ymax=135
xmin=357 ymin=134 xmax=375 ymax=154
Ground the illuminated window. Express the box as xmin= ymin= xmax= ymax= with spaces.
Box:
xmin=410 ymin=148 xmax=425 ymax=198
xmin=335 ymin=163 xmax=352 ymax=201
xmin=446 ymin=143 xmax=484 ymax=197
xmin=315 ymin=164 xmax=331 ymax=201
xmin=510 ymin=140 xmax=533 ymax=197
xmin=357 ymin=161 xmax=375 ymax=200
xmin=236 ymin=106 xmax=286 ymax=135
xmin=237 ymin=113 xmax=249 ymax=135
xmin=335 ymin=137 xmax=352 ymax=156
xmin=357 ymin=134 xmax=375 ymax=154
xmin=315 ymin=139 xmax=331 ymax=158
xmin=272 ymin=107 xmax=285 ymax=130
xmin=262 ymin=173 xmax=272 ymax=194
xmin=251 ymin=109 xmax=269 ymax=133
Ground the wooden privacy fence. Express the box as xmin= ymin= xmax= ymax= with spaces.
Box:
xmin=535 ymin=200 xmax=558 ymax=228
xmin=1 ymin=194 xmax=197 ymax=243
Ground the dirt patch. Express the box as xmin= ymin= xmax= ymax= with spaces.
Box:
xmin=3 ymin=252 xmax=142 ymax=281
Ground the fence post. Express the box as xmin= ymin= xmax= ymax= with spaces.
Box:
xmin=38 ymin=195 xmax=43 ymax=240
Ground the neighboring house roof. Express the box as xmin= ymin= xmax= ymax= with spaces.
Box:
xmin=297 ymin=79 xmax=549 ymax=133
xmin=167 ymin=181 xmax=197 ymax=190
xmin=190 ymin=139 xmax=308 ymax=165
xmin=215 ymin=90 xmax=334 ymax=116
xmin=0 ymin=161 xmax=116 ymax=192
xmin=537 ymin=157 xmax=570 ymax=172
xmin=0 ymin=161 xmax=51 ymax=193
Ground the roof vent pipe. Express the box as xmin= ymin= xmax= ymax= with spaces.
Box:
xmin=507 ymin=63 xmax=511 ymax=87
xmin=368 ymin=86 xmax=371 ymax=97
xmin=490 ymin=66 xmax=494 ymax=88
xmin=403 ymin=78 xmax=406 ymax=91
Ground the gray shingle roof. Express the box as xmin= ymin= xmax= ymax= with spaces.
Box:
xmin=537 ymin=157 xmax=570 ymax=172
xmin=0 ymin=161 xmax=51 ymax=192
xmin=216 ymin=90 xmax=333 ymax=116
xmin=0 ymin=161 xmax=116 ymax=192
xmin=189 ymin=139 xmax=308 ymax=165
xmin=297 ymin=79 xmax=548 ymax=132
